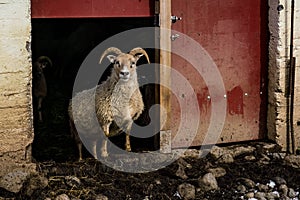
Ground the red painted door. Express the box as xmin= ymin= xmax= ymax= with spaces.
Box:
xmin=170 ymin=0 xmax=267 ymax=147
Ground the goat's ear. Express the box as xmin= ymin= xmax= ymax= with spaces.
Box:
xmin=107 ymin=55 xmax=116 ymax=63
xmin=135 ymin=54 xmax=144 ymax=61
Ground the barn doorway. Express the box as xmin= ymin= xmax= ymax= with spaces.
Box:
xmin=31 ymin=17 xmax=158 ymax=161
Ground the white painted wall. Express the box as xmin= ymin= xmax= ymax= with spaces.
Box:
xmin=268 ymin=0 xmax=300 ymax=151
xmin=0 ymin=0 xmax=35 ymax=177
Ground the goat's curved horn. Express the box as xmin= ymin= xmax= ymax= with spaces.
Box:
xmin=129 ymin=47 xmax=150 ymax=64
xmin=99 ymin=47 xmax=123 ymax=64
xmin=37 ymin=56 xmax=52 ymax=68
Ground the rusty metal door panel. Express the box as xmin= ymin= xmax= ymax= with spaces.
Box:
xmin=31 ymin=0 xmax=154 ymax=18
xmin=170 ymin=0 xmax=267 ymax=147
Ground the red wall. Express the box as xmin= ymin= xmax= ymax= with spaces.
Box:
xmin=31 ymin=0 xmax=154 ymax=18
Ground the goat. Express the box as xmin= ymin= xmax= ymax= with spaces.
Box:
xmin=68 ymin=47 xmax=150 ymax=160
xmin=33 ymin=56 xmax=52 ymax=122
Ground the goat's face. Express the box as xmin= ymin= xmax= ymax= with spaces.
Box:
xmin=33 ymin=56 xmax=52 ymax=79
xmin=33 ymin=62 xmax=46 ymax=79
xmin=107 ymin=53 xmax=143 ymax=82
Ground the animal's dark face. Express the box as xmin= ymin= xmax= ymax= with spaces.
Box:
xmin=33 ymin=62 xmax=44 ymax=79
xmin=40 ymin=61 xmax=50 ymax=69
xmin=33 ymin=57 xmax=51 ymax=79
xmin=107 ymin=54 xmax=143 ymax=82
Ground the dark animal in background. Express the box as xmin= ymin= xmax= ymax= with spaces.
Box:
xmin=33 ymin=56 xmax=52 ymax=122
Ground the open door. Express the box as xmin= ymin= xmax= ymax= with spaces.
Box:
xmin=159 ymin=0 xmax=268 ymax=151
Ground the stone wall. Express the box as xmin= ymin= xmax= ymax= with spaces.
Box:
xmin=268 ymin=0 xmax=300 ymax=151
xmin=0 ymin=0 xmax=35 ymax=178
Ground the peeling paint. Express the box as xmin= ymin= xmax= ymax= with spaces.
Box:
xmin=228 ymin=86 xmax=244 ymax=116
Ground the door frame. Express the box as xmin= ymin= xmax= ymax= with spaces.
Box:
xmin=159 ymin=0 xmax=172 ymax=152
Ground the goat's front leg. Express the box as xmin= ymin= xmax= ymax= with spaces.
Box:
xmin=91 ymin=140 xmax=98 ymax=159
xmin=101 ymin=123 xmax=111 ymax=157
xmin=101 ymin=139 xmax=108 ymax=158
xmin=78 ymin=142 xmax=83 ymax=161
xmin=125 ymin=121 xmax=133 ymax=152
xmin=125 ymin=133 xmax=131 ymax=152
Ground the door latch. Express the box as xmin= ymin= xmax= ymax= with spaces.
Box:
xmin=171 ymin=34 xmax=180 ymax=41
xmin=171 ymin=15 xmax=182 ymax=23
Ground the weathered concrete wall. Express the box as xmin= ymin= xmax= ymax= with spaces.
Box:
xmin=0 ymin=0 xmax=35 ymax=178
xmin=294 ymin=0 xmax=300 ymax=150
xmin=268 ymin=0 xmax=300 ymax=151
xmin=290 ymin=0 xmax=300 ymax=151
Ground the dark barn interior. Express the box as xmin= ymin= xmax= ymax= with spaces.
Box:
xmin=31 ymin=17 xmax=158 ymax=161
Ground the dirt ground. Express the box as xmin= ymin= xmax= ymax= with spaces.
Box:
xmin=10 ymin=80 xmax=297 ymax=200
xmin=8 ymin=143 xmax=300 ymax=200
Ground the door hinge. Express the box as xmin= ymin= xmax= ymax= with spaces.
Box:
xmin=171 ymin=15 xmax=182 ymax=23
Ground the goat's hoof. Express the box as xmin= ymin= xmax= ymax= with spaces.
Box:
xmin=125 ymin=146 xmax=132 ymax=152
xmin=101 ymin=151 xmax=109 ymax=158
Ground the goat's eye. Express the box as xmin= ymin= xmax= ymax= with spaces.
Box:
xmin=130 ymin=62 xmax=136 ymax=68
xmin=115 ymin=61 xmax=120 ymax=66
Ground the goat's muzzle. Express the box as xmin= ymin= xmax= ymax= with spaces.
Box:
xmin=119 ymin=74 xmax=130 ymax=81
xmin=119 ymin=70 xmax=130 ymax=81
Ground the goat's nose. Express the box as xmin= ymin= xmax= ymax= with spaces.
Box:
xmin=120 ymin=71 xmax=129 ymax=76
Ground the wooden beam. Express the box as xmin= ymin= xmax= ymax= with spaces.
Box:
xmin=159 ymin=0 xmax=172 ymax=152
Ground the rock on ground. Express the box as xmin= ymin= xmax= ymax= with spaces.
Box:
xmin=257 ymin=183 xmax=269 ymax=192
xmin=176 ymin=166 xmax=188 ymax=180
xmin=272 ymin=176 xmax=286 ymax=185
xmin=209 ymin=146 xmax=226 ymax=160
xmin=206 ymin=167 xmax=226 ymax=178
xmin=55 ymin=194 xmax=70 ymax=200
xmin=198 ymin=173 xmax=218 ymax=192
xmin=95 ymin=194 xmax=109 ymax=200
xmin=229 ymin=146 xmax=256 ymax=158
xmin=254 ymin=191 xmax=266 ymax=199
xmin=237 ymin=178 xmax=256 ymax=189
xmin=279 ymin=184 xmax=289 ymax=196
xmin=175 ymin=158 xmax=191 ymax=179
xmin=65 ymin=175 xmax=81 ymax=187
xmin=285 ymin=155 xmax=300 ymax=168
xmin=216 ymin=153 xmax=234 ymax=164
xmin=244 ymin=192 xmax=255 ymax=199
xmin=288 ymin=188 xmax=298 ymax=198
xmin=177 ymin=183 xmax=196 ymax=200
xmin=209 ymin=145 xmax=255 ymax=161
xmin=236 ymin=184 xmax=247 ymax=193
xmin=23 ymin=173 xmax=48 ymax=196
xmin=0 ymin=171 xmax=29 ymax=193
